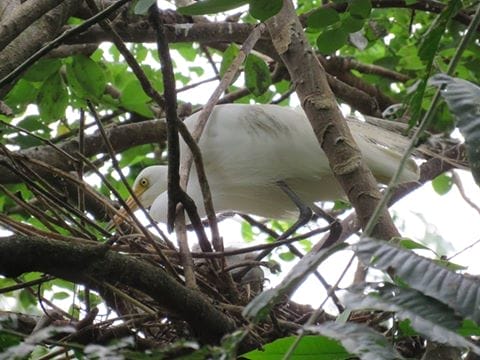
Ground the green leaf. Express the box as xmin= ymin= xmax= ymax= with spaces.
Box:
xmin=69 ymin=55 xmax=106 ymax=99
xmin=355 ymin=238 xmax=480 ymax=324
xmin=5 ymin=79 xmax=39 ymax=110
xmin=333 ymin=199 xmax=351 ymax=211
xmin=36 ymin=72 xmax=68 ymax=121
xmin=133 ymin=0 xmax=156 ymax=15
xmin=398 ymin=238 xmax=432 ymax=251
xmin=23 ymin=59 xmax=62 ymax=82
xmin=249 ymin=0 xmax=283 ymax=22
xmin=316 ymin=27 xmax=348 ymax=55
xmin=341 ymin=14 xmax=365 ymax=33
xmin=19 ymin=289 xmax=36 ymax=309
xmin=307 ymin=8 xmax=340 ymax=29
xmin=174 ymin=43 xmax=198 ymax=62
xmin=220 ymin=44 xmax=240 ymax=78
xmin=16 ymin=115 xmax=49 ymax=132
xmin=418 ymin=0 xmax=462 ymax=62
xmin=178 ymin=0 xmax=247 ymax=15
xmin=432 ymin=173 xmax=453 ymax=195
xmin=307 ymin=322 xmax=403 ymax=360
xmin=52 ymin=291 xmax=70 ymax=300
xmin=241 ymin=335 xmax=350 ymax=359
xmin=241 ymin=221 xmax=254 ymax=242
xmin=245 ymin=54 xmax=272 ymax=96
xmin=0 ymin=330 xmax=22 ymax=352
xmin=459 ymin=320 xmax=480 ymax=337
xmin=348 ymin=0 xmax=371 ymax=19
xmin=429 ymin=75 xmax=480 ymax=185
xmin=120 ymin=80 xmax=153 ymax=117
xmin=398 ymin=319 xmax=418 ymax=336
xmin=278 ymin=251 xmax=295 ymax=261
xmin=345 ymin=284 xmax=480 ymax=354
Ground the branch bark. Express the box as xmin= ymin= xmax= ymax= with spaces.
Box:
xmin=0 ymin=0 xmax=66 ymax=50
xmin=0 ymin=234 xmax=236 ymax=345
xmin=0 ymin=119 xmax=167 ymax=184
xmin=266 ymin=0 xmax=399 ymax=239
xmin=0 ymin=0 xmax=79 ymax=85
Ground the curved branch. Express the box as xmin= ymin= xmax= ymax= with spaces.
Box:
xmin=0 ymin=119 xmax=167 ymax=184
xmin=0 ymin=234 xmax=236 ymax=345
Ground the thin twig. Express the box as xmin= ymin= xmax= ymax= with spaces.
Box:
xmin=0 ymin=0 xmax=132 ymax=88
xmin=179 ymin=23 xmax=267 ymax=256
xmin=452 ymin=171 xmax=480 ymax=216
xmin=149 ymin=4 xmax=198 ymax=288
xmin=364 ymin=3 xmax=480 ymax=236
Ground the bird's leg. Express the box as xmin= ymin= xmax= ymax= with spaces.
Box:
xmin=275 ymin=180 xmax=313 ymax=241
xmin=310 ymin=204 xmax=343 ymax=248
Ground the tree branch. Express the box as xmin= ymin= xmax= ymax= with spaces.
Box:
xmin=267 ymin=0 xmax=399 ymax=240
xmin=0 ymin=234 xmax=236 ymax=345
xmin=0 ymin=119 xmax=167 ymax=185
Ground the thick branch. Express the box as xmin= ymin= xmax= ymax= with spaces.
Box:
xmin=0 ymin=234 xmax=235 ymax=345
xmin=0 ymin=0 xmax=65 ymax=50
xmin=0 ymin=119 xmax=167 ymax=184
xmin=0 ymin=0 xmax=79 ymax=82
xmin=267 ymin=0 xmax=399 ymax=239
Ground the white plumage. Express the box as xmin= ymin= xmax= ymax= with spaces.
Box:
xmin=127 ymin=104 xmax=419 ymax=223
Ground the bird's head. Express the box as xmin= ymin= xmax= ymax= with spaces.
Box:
xmin=125 ymin=165 xmax=168 ymax=211
xmin=109 ymin=166 xmax=168 ymax=230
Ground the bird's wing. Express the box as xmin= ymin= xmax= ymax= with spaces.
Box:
xmin=348 ymin=118 xmax=419 ymax=183
xmin=182 ymin=104 xmax=331 ymax=188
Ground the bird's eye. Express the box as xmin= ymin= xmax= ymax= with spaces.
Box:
xmin=139 ymin=178 xmax=149 ymax=187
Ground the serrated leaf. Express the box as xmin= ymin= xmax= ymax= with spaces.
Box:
xmin=355 ymin=238 xmax=480 ymax=324
xmin=307 ymin=8 xmax=340 ymax=29
xmin=345 ymin=284 xmax=480 ymax=354
xmin=36 ymin=72 xmax=68 ymax=121
xmin=429 ymin=74 xmax=480 ymax=185
xmin=307 ymin=322 xmax=403 ymax=360
xmin=348 ymin=0 xmax=371 ymax=19
xmin=245 ymin=54 xmax=271 ymax=96
xmin=316 ymin=27 xmax=348 ymax=55
xmin=241 ymin=335 xmax=350 ymax=359
xmin=178 ymin=0 xmax=247 ymax=15
xmin=249 ymin=0 xmax=282 ymax=21
xmin=432 ymin=173 xmax=453 ymax=195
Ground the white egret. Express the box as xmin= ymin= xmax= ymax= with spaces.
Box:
xmin=125 ymin=104 xmax=419 ymax=223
